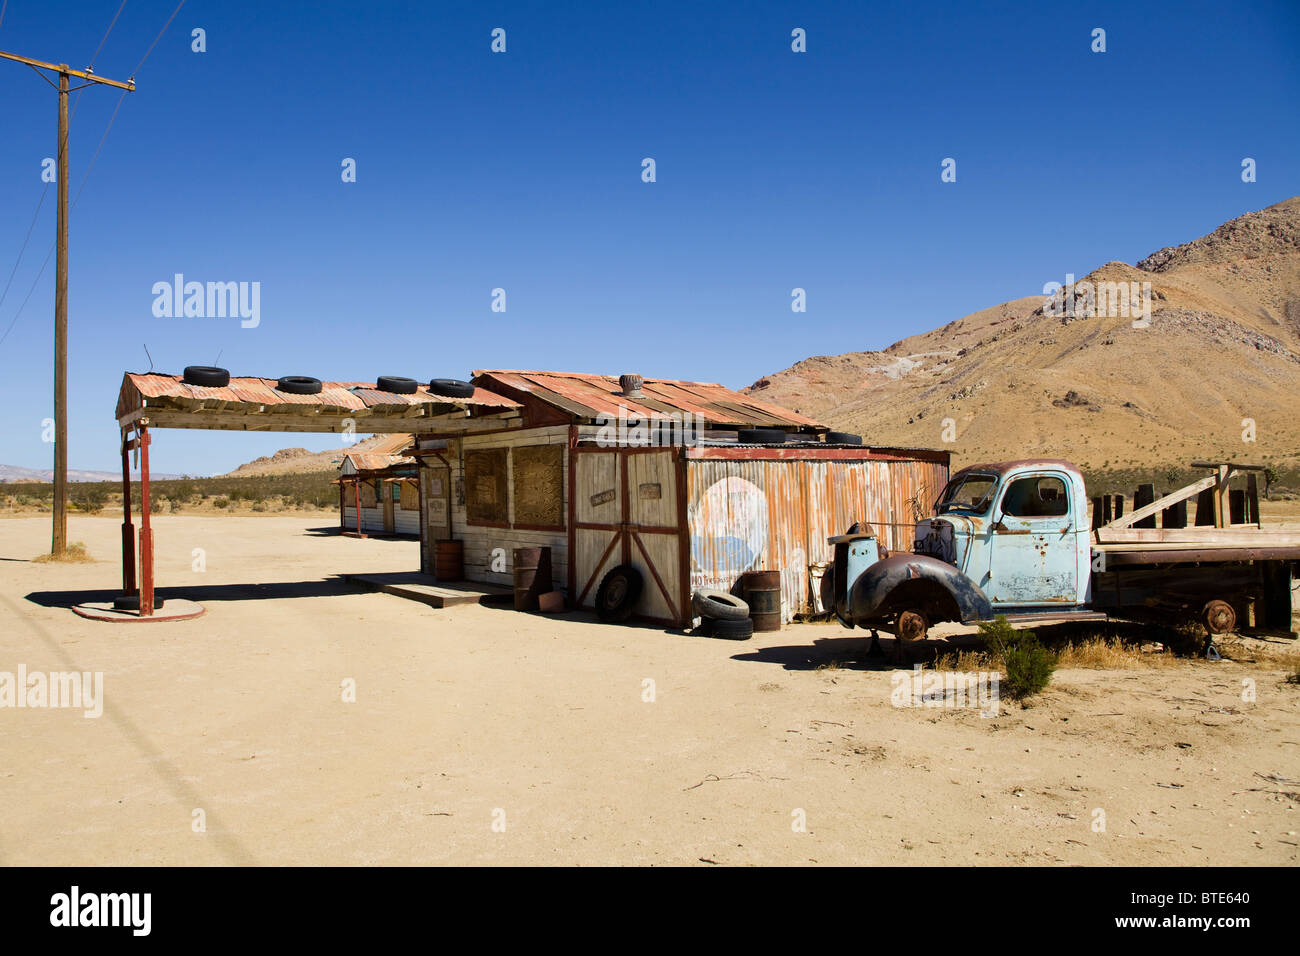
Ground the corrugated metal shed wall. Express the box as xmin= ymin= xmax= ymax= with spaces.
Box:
xmin=686 ymin=457 xmax=947 ymax=621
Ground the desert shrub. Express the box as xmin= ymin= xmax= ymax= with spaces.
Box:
xmin=169 ymin=498 xmax=183 ymax=513
xmin=978 ymin=615 xmax=1056 ymax=700
xmin=251 ymin=499 xmax=266 ymax=512
xmin=33 ymin=542 xmax=93 ymax=563
xmin=213 ymin=497 xmax=230 ymax=509
xmin=150 ymin=498 xmax=163 ymax=514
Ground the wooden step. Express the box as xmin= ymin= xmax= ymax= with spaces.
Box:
xmin=342 ymin=572 xmax=513 ymax=608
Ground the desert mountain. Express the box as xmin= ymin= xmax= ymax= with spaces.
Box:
xmin=746 ymin=197 xmax=1300 ymax=474
xmin=224 ymin=433 xmax=411 ymax=477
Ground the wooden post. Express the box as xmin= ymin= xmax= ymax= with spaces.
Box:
xmin=1215 ymin=464 xmax=1229 ymax=528
xmin=138 ymin=424 xmax=154 ymax=616
xmin=120 ymin=432 xmax=136 ymax=595
xmin=1134 ymin=484 xmax=1155 ymax=528
xmin=0 ymin=53 xmax=134 ymax=555
xmin=51 ymin=69 xmax=69 ymax=555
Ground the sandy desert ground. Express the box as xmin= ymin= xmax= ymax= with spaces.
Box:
xmin=1 ymin=514 xmax=1297 ymax=866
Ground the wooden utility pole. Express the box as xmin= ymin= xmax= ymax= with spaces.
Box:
xmin=0 ymin=51 xmax=133 ymax=554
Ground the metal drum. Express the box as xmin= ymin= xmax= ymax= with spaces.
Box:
xmin=434 ymin=539 xmax=463 ymax=582
xmin=744 ymin=570 xmax=782 ymax=632
xmin=513 ymin=546 xmax=552 ymax=611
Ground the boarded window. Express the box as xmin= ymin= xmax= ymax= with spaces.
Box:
xmin=360 ymin=480 xmax=378 ymax=508
xmin=465 ymin=448 xmax=509 ymax=524
xmin=513 ymin=445 xmax=564 ymax=527
xmin=399 ymin=479 xmax=419 ymax=511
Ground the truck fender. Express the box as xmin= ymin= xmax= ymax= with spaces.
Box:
xmin=848 ymin=553 xmax=993 ymax=625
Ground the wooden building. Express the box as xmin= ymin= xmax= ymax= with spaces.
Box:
xmin=413 ymin=370 xmax=950 ymax=627
xmin=336 ymin=435 xmax=418 ymax=537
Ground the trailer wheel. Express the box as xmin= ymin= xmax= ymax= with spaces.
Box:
xmin=1202 ymin=600 xmax=1236 ymax=635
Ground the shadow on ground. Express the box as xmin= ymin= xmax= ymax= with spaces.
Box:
xmin=25 ymin=576 xmax=362 ymax=608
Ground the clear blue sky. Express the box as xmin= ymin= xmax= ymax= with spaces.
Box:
xmin=1 ymin=0 xmax=1297 ymax=475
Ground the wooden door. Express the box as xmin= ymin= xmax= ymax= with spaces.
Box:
xmin=571 ymin=448 xmax=686 ymax=626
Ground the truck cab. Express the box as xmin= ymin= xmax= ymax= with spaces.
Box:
xmin=832 ymin=460 xmax=1092 ymax=644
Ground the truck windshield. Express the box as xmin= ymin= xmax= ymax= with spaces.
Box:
xmin=935 ymin=473 xmax=998 ymax=514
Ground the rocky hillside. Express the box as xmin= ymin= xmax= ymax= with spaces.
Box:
xmin=747 ymin=197 xmax=1300 ymax=473
xmin=224 ymin=434 xmax=410 ymax=476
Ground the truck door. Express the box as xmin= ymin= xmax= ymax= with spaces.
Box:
xmin=987 ymin=471 xmax=1077 ymax=607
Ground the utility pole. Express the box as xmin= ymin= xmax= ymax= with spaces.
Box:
xmin=0 ymin=51 xmax=133 ymax=555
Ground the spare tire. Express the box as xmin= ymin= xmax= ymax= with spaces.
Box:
xmin=595 ymin=565 xmax=644 ymax=622
xmin=375 ymin=375 xmax=419 ymax=395
xmin=276 ymin=376 xmax=323 ymax=395
xmin=429 ymin=378 xmax=475 ymax=399
xmin=711 ymin=617 xmax=754 ymax=641
xmin=737 ymin=428 xmax=785 ymax=444
xmin=182 ymin=365 xmax=230 ymax=388
xmin=692 ymin=588 xmax=750 ymax=622
xmin=825 ymin=431 xmax=862 ymax=445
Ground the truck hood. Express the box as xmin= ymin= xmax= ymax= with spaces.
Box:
xmin=913 ymin=515 xmax=982 ymax=568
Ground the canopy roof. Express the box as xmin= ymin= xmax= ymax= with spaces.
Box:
xmin=115 ymin=373 xmax=521 ymax=434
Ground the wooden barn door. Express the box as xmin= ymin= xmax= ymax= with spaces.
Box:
xmin=571 ymin=448 xmax=686 ymax=626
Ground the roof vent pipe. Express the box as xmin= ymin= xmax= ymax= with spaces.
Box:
xmin=619 ymin=373 xmax=644 ymax=398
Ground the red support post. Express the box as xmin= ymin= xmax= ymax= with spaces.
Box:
xmin=138 ymin=424 xmax=154 ymax=617
xmin=121 ymin=432 xmax=136 ymax=595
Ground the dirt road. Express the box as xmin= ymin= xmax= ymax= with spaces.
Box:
xmin=1 ymin=515 xmax=1296 ymax=865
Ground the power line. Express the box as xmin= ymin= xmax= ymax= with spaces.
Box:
xmin=0 ymin=184 xmax=49 ymax=315
xmin=89 ymin=0 xmax=129 ymax=71
xmin=132 ymin=0 xmax=187 ymax=78
xmin=0 ymin=0 xmax=186 ymax=349
xmin=0 ymin=88 xmax=128 ymax=348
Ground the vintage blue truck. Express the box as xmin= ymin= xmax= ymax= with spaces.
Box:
xmin=829 ymin=458 xmax=1299 ymax=655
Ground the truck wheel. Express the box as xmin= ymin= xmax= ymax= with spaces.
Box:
xmin=897 ymin=608 xmax=929 ymax=643
xmin=1202 ymin=600 xmax=1236 ymax=635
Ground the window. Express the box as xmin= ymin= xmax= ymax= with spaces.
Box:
xmin=936 ymin=473 xmax=998 ymax=514
xmin=512 ymin=445 xmax=564 ymax=528
xmin=465 ymin=448 xmax=509 ymax=524
xmin=360 ymin=480 xmax=378 ymax=508
xmin=1000 ymin=475 xmax=1068 ymax=518
xmin=399 ymin=480 xmax=419 ymax=511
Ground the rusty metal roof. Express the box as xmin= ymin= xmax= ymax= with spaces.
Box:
xmin=952 ymin=458 xmax=1081 ymax=478
xmin=473 ymin=369 xmax=825 ymax=430
xmin=115 ymin=372 xmax=521 ymax=432
xmin=341 ymin=452 xmax=416 ymax=473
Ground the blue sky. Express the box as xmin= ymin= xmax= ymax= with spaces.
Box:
xmin=0 ymin=0 xmax=1297 ymax=475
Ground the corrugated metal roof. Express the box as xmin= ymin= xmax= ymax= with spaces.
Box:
xmin=116 ymin=372 xmax=521 ymax=424
xmin=341 ymin=452 xmax=416 ymax=473
xmin=473 ymin=369 xmax=825 ymax=431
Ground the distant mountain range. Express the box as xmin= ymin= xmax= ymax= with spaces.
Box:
xmin=745 ymin=197 xmax=1300 ymax=473
xmin=0 ymin=464 xmax=183 ymax=483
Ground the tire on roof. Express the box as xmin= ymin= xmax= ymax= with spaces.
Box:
xmin=276 ymin=376 xmax=323 ymax=395
xmin=182 ymin=366 xmax=230 ymax=388
xmin=376 ymin=376 xmax=419 ymax=394
xmin=429 ymin=378 xmax=475 ymax=399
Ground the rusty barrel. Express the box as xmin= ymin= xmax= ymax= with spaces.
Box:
xmin=513 ymin=546 xmax=552 ymax=611
xmin=434 ymin=539 xmax=463 ymax=582
xmin=743 ymin=570 xmax=782 ymax=632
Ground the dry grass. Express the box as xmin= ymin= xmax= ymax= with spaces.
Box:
xmin=31 ymin=542 xmax=93 ymax=563
xmin=1214 ymin=636 xmax=1300 ymax=670
xmin=934 ymin=629 xmax=1184 ymax=672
